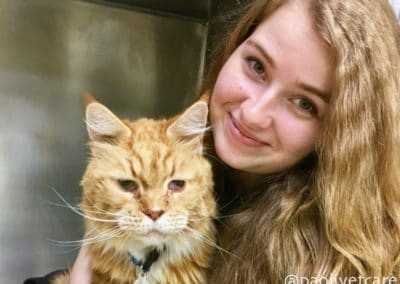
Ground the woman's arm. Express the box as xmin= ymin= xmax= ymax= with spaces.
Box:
xmin=23 ymin=246 xmax=92 ymax=284
xmin=70 ymin=245 xmax=92 ymax=284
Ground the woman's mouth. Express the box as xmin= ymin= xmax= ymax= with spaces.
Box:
xmin=227 ymin=115 xmax=267 ymax=148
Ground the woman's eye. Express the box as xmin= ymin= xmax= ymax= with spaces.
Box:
xmin=118 ymin=179 xmax=138 ymax=193
xmin=168 ymin=180 xmax=185 ymax=192
xmin=293 ymin=98 xmax=317 ymax=114
xmin=247 ymin=58 xmax=265 ymax=76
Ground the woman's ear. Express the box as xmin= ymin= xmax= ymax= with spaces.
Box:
xmin=166 ymin=101 xmax=209 ymax=153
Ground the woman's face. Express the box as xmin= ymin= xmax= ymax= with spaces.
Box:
xmin=210 ymin=0 xmax=333 ymax=174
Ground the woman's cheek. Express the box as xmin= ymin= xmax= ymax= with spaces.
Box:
xmin=277 ymin=117 xmax=319 ymax=156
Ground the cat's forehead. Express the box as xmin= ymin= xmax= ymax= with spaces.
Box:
xmin=127 ymin=118 xmax=170 ymax=142
xmin=120 ymin=118 xmax=200 ymax=179
xmin=125 ymin=117 xmax=183 ymax=159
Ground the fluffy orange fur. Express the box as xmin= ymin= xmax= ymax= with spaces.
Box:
xmin=54 ymin=98 xmax=216 ymax=284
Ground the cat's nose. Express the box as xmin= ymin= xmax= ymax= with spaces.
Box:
xmin=143 ymin=209 xmax=165 ymax=221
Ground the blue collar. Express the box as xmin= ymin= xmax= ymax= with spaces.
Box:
xmin=128 ymin=248 xmax=163 ymax=274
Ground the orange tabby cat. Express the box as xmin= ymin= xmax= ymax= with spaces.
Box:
xmin=54 ymin=97 xmax=216 ymax=284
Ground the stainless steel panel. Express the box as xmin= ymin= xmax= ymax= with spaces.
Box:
xmin=92 ymin=0 xmax=210 ymax=19
xmin=0 ymin=0 xmax=206 ymax=282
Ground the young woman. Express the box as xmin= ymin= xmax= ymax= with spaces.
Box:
xmin=26 ymin=0 xmax=400 ymax=283
xmin=204 ymin=0 xmax=400 ymax=282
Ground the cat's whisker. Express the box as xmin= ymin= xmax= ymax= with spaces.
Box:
xmin=215 ymin=213 xmax=243 ymax=220
xmin=187 ymin=213 xmax=239 ymax=228
xmin=70 ymin=207 xmax=117 ymax=224
xmin=83 ymin=208 xmax=124 ymax=218
xmin=185 ymin=218 xmax=234 ymax=268
xmin=50 ymin=226 xmax=124 ymax=247
xmin=79 ymin=228 xmax=126 ymax=247
xmin=184 ymin=227 xmax=241 ymax=260
xmin=214 ymin=213 xmax=245 ymax=224
xmin=51 ymin=189 xmax=119 ymax=224
xmin=174 ymin=227 xmax=239 ymax=266
xmin=187 ymin=216 xmax=222 ymax=226
xmin=83 ymin=196 xmax=126 ymax=217
xmin=47 ymin=201 xmax=123 ymax=219
xmin=49 ymin=187 xmax=126 ymax=220
xmin=215 ymin=194 xmax=244 ymax=213
xmin=186 ymin=213 xmax=209 ymax=220
xmin=115 ymin=233 xmax=131 ymax=256
xmin=48 ymin=237 xmax=83 ymax=248
xmin=83 ymin=230 xmax=126 ymax=246
xmin=80 ymin=202 xmax=125 ymax=217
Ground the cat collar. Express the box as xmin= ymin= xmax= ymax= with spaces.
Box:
xmin=128 ymin=248 xmax=161 ymax=274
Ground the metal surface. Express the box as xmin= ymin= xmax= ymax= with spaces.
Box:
xmin=0 ymin=0 xmax=206 ymax=282
xmin=91 ymin=0 xmax=210 ymax=20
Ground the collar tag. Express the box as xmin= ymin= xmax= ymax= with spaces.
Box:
xmin=134 ymin=272 xmax=148 ymax=284
xmin=128 ymin=248 xmax=162 ymax=283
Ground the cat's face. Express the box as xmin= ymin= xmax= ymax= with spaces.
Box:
xmin=80 ymin=99 xmax=215 ymax=249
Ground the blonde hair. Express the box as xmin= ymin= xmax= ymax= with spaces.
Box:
xmin=205 ymin=0 xmax=400 ymax=282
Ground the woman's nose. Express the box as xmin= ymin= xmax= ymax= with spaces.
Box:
xmin=240 ymin=92 xmax=276 ymax=130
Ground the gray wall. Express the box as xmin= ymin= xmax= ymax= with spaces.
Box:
xmin=0 ymin=0 xmax=208 ymax=282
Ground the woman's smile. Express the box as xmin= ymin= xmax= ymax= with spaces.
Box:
xmin=227 ymin=113 xmax=268 ymax=148
xmin=210 ymin=0 xmax=332 ymax=174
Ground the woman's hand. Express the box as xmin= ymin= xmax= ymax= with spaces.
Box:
xmin=70 ymin=245 xmax=92 ymax=284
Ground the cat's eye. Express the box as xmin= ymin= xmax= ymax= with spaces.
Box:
xmin=118 ymin=179 xmax=138 ymax=193
xmin=168 ymin=180 xmax=185 ymax=192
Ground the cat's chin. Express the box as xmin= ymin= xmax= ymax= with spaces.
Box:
xmin=125 ymin=230 xmax=170 ymax=244
xmin=146 ymin=229 xmax=166 ymax=237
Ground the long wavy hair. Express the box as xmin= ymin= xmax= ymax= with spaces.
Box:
xmin=203 ymin=0 xmax=400 ymax=282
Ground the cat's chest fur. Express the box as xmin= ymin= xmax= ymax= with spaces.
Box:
xmin=88 ymin=234 xmax=214 ymax=284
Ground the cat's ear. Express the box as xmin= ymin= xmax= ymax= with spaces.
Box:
xmin=85 ymin=101 xmax=131 ymax=142
xmin=167 ymin=101 xmax=208 ymax=153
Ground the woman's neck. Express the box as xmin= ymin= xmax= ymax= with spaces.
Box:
xmin=229 ymin=169 xmax=269 ymax=193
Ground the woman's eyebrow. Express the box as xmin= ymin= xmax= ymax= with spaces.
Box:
xmin=246 ymin=39 xmax=330 ymax=102
xmin=297 ymin=81 xmax=330 ymax=102
xmin=246 ymin=39 xmax=276 ymax=69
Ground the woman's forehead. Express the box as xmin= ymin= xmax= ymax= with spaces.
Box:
xmin=245 ymin=0 xmax=334 ymax=95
